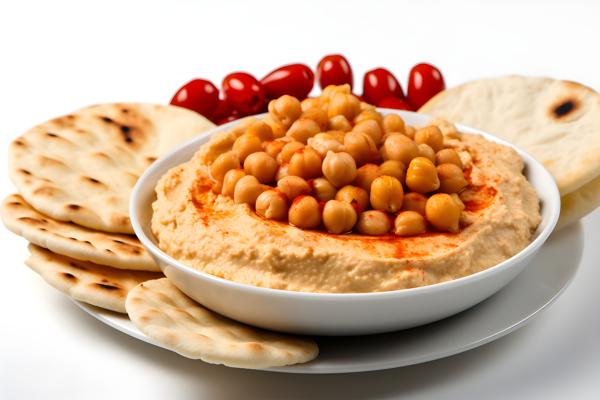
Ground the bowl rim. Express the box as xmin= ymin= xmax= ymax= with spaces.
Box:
xmin=131 ymin=110 xmax=561 ymax=300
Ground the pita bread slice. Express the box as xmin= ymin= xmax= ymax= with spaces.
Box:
xmin=126 ymin=278 xmax=318 ymax=369
xmin=9 ymin=103 xmax=215 ymax=234
xmin=420 ymin=76 xmax=600 ymax=195
xmin=2 ymin=194 xmax=159 ymax=271
xmin=26 ymin=244 xmax=162 ymax=313
xmin=557 ymin=173 xmax=600 ymax=229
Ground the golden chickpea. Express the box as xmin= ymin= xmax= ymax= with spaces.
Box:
xmin=210 ymin=151 xmax=240 ymax=181
xmin=263 ymin=115 xmax=286 ymax=138
xmin=288 ymin=147 xmax=322 ymax=179
xmin=360 ymin=101 xmax=376 ymax=111
xmin=307 ymin=133 xmax=345 ymax=158
xmin=255 ymin=190 xmax=289 ymax=220
xmin=222 ymin=169 xmax=246 ymax=197
xmin=451 ymin=193 xmax=465 ymax=211
xmin=312 ymin=178 xmax=337 ymax=201
xmin=425 ymin=193 xmax=461 ymax=233
xmin=370 ymin=176 xmax=404 ymax=213
xmin=322 ymin=151 xmax=357 ymax=188
xmin=354 ymin=164 xmax=381 ymax=192
xmin=301 ymin=97 xmax=321 ymax=112
xmin=353 ymin=119 xmax=383 ymax=145
xmin=404 ymin=125 xmax=416 ymax=139
xmin=243 ymin=152 xmax=278 ymax=183
xmin=328 ymin=115 xmax=352 ymax=132
xmin=383 ymin=114 xmax=405 ymax=135
xmin=323 ymin=200 xmax=358 ymax=234
xmin=276 ymin=163 xmax=289 ymax=181
xmin=263 ymin=140 xmax=287 ymax=159
xmin=418 ymin=143 xmax=436 ymax=163
xmin=344 ymin=131 xmax=378 ymax=166
xmin=268 ymin=95 xmax=302 ymax=129
xmin=414 ymin=125 xmax=444 ymax=152
xmin=301 ymin=108 xmax=329 ymax=131
xmin=326 ymin=130 xmax=346 ymax=143
xmin=211 ymin=180 xmax=223 ymax=194
xmin=233 ymin=175 xmax=266 ymax=205
xmin=277 ymin=141 xmax=305 ymax=164
xmin=356 ymin=210 xmax=392 ymax=235
xmin=431 ymin=118 xmax=460 ymax=139
xmin=328 ymin=93 xmax=361 ymax=121
xmin=402 ymin=192 xmax=428 ymax=215
xmin=335 ymin=185 xmax=369 ymax=213
xmin=394 ymin=211 xmax=426 ymax=236
xmin=277 ymin=176 xmax=311 ymax=200
xmin=437 ymin=163 xmax=468 ymax=194
xmin=354 ymin=110 xmax=383 ymax=126
xmin=321 ymin=84 xmax=350 ymax=104
xmin=286 ymin=118 xmax=321 ymax=144
xmin=233 ymin=133 xmax=263 ymax=162
xmin=406 ymin=157 xmax=440 ymax=193
xmin=435 ymin=148 xmax=463 ymax=168
xmin=378 ymin=160 xmax=405 ymax=182
xmin=288 ymin=196 xmax=321 ymax=229
xmin=246 ymin=120 xmax=274 ymax=141
xmin=381 ymin=134 xmax=419 ymax=165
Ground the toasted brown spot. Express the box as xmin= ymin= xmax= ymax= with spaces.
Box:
xmin=61 ymin=272 xmax=77 ymax=281
xmin=8 ymin=201 xmax=22 ymax=207
xmin=38 ymin=227 xmax=47 ymax=232
xmin=18 ymin=169 xmax=31 ymax=175
xmin=112 ymin=239 xmax=126 ymax=245
xmin=82 ymin=176 xmax=105 ymax=186
xmin=551 ymin=98 xmax=579 ymax=120
xmin=13 ymin=139 xmax=26 ymax=147
xmin=33 ymin=186 xmax=58 ymax=196
xmin=146 ymin=156 xmax=157 ymax=163
xmin=46 ymin=132 xmax=59 ymax=138
xmin=120 ymin=125 xmax=133 ymax=143
xmin=68 ymin=262 xmax=87 ymax=271
xmin=18 ymin=217 xmax=42 ymax=224
xmin=67 ymin=204 xmax=81 ymax=210
xmin=84 ymin=240 xmax=93 ymax=247
xmin=105 ymin=249 xmax=114 ymax=254
xmin=68 ymin=237 xmax=78 ymax=241
xmin=95 ymin=283 xmax=121 ymax=291
xmin=100 ymin=116 xmax=114 ymax=123
xmin=121 ymin=108 xmax=130 ymax=114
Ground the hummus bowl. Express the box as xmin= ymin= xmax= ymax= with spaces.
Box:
xmin=131 ymin=111 xmax=560 ymax=336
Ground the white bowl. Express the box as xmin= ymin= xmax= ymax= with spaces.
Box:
xmin=131 ymin=110 xmax=560 ymax=336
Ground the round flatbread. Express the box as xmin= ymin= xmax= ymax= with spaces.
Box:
xmin=125 ymin=278 xmax=318 ymax=369
xmin=557 ymin=174 xmax=600 ymax=229
xmin=25 ymin=244 xmax=162 ymax=313
xmin=420 ymin=76 xmax=600 ymax=196
xmin=9 ymin=103 xmax=215 ymax=234
xmin=1 ymin=194 xmax=159 ymax=271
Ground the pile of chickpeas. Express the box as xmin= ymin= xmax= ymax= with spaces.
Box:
xmin=208 ymin=85 xmax=468 ymax=236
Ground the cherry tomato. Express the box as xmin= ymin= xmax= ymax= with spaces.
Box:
xmin=316 ymin=54 xmax=353 ymax=89
xmin=378 ymin=97 xmax=415 ymax=111
xmin=217 ymin=114 xmax=240 ymax=125
xmin=170 ymin=79 xmax=219 ymax=118
xmin=261 ymin=64 xmax=314 ymax=100
xmin=407 ymin=63 xmax=445 ymax=109
xmin=210 ymin=97 xmax=233 ymax=123
xmin=222 ymin=72 xmax=267 ymax=115
xmin=362 ymin=68 xmax=404 ymax=105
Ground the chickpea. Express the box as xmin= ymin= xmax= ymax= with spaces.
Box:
xmin=418 ymin=143 xmax=436 ymax=163
xmin=276 ymin=163 xmax=290 ymax=181
xmin=288 ymin=147 xmax=322 ymax=179
xmin=378 ymin=160 xmax=405 ymax=182
xmin=307 ymin=133 xmax=345 ymax=158
xmin=425 ymin=193 xmax=461 ymax=233
xmin=255 ymin=190 xmax=289 ymax=220
xmin=335 ymin=185 xmax=369 ymax=213
xmin=451 ymin=193 xmax=465 ymax=211
xmin=406 ymin=157 xmax=440 ymax=193
xmin=381 ymin=134 xmax=419 ymax=165
xmin=326 ymin=130 xmax=346 ymax=143
xmin=414 ymin=125 xmax=444 ymax=152
xmin=356 ymin=210 xmax=392 ymax=235
xmin=431 ymin=118 xmax=460 ymax=139
xmin=312 ymin=178 xmax=337 ymax=201
xmin=321 ymin=84 xmax=351 ymax=104
xmin=353 ymin=119 xmax=383 ymax=145
xmin=435 ymin=148 xmax=463 ymax=168
xmin=322 ymin=151 xmax=357 ymax=187
xmin=234 ymin=175 xmax=265 ymax=205
xmin=370 ymin=176 xmax=404 ymax=213
xmin=383 ymin=114 xmax=405 ymax=135
xmin=344 ymin=131 xmax=378 ymax=166
xmin=286 ymin=118 xmax=320 ymax=144
xmin=222 ymin=169 xmax=246 ymax=197
xmin=394 ymin=211 xmax=426 ymax=236
xmin=328 ymin=93 xmax=361 ymax=121
xmin=328 ymin=115 xmax=352 ymax=132
xmin=233 ymin=133 xmax=263 ymax=163
xmin=354 ymin=163 xmax=381 ymax=192
xmin=243 ymin=152 xmax=278 ymax=183
xmin=402 ymin=192 xmax=428 ymax=215
xmin=268 ymin=95 xmax=302 ymax=129
xmin=354 ymin=110 xmax=383 ymax=126
xmin=211 ymin=180 xmax=223 ymax=194
xmin=437 ymin=163 xmax=468 ymax=193
xmin=301 ymin=97 xmax=321 ymax=111
xmin=246 ymin=120 xmax=274 ymax=141
xmin=277 ymin=141 xmax=305 ymax=164
xmin=210 ymin=151 xmax=240 ymax=181
xmin=404 ymin=125 xmax=416 ymax=139
xmin=277 ymin=176 xmax=311 ymax=200
xmin=263 ymin=140 xmax=287 ymax=159
xmin=323 ymin=200 xmax=358 ymax=234
xmin=263 ymin=115 xmax=286 ymax=138
xmin=288 ymin=196 xmax=321 ymax=229
xmin=301 ymin=108 xmax=329 ymax=131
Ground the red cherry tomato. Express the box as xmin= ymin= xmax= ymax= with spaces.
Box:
xmin=316 ymin=54 xmax=353 ymax=89
xmin=261 ymin=64 xmax=314 ymax=100
xmin=362 ymin=68 xmax=404 ymax=105
xmin=210 ymin=97 xmax=233 ymax=123
xmin=217 ymin=114 xmax=240 ymax=125
xmin=222 ymin=72 xmax=267 ymax=115
xmin=170 ymin=79 xmax=219 ymax=118
xmin=378 ymin=97 xmax=415 ymax=111
xmin=407 ymin=63 xmax=445 ymax=109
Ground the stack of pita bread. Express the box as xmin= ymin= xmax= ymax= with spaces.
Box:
xmin=420 ymin=76 xmax=600 ymax=229
xmin=1 ymin=103 xmax=317 ymax=368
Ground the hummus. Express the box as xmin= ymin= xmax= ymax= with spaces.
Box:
xmin=151 ymin=128 xmax=541 ymax=293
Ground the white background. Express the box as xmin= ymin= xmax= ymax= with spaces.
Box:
xmin=1 ymin=0 xmax=599 ymax=398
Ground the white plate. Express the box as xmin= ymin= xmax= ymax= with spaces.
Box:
xmin=72 ymin=223 xmax=582 ymax=374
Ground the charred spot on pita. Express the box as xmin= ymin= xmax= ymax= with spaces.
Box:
xmin=551 ymin=98 xmax=579 ymax=119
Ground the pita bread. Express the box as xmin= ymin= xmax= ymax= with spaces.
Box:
xmin=557 ymin=174 xmax=600 ymax=229
xmin=1 ymin=194 xmax=159 ymax=271
xmin=420 ymin=76 xmax=600 ymax=196
xmin=25 ymin=244 xmax=162 ymax=313
xmin=126 ymin=278 xmax=318 ymax=369
xmin=9 ymin=103 xmax=215 ymax=234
